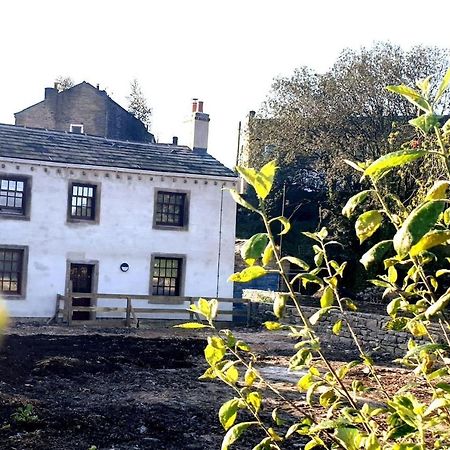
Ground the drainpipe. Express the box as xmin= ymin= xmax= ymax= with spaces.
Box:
xmin=216 ymin=188 xmax=225 ymax=297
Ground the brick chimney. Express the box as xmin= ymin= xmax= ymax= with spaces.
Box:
xmin=189 ymin=98 xmax=210 ymax=153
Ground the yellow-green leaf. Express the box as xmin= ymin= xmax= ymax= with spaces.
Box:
xmin=205 ymin=343 xmax=226 ymax=366
xmin=269 ymin=215 xmax=291 ymax=235
xmin=388 ymin=266 xmax=398 ymax=284
xmin=355 ymin=210 xmax=383 ymax=244
xmin=435 ymin=67 xmax=450 ymax=104
xmin=344 ymin=159 xmax=365 ymax=172
xmin=332 ymin=319 xmax=343 ymax=336
xmin=219 ymin=399 xmax=239 ymax=430
xmin=228 ymin=266 xmax=267 ymax=283
xmin=244 ymin=367 xmax=257 ymax=386
xmin=273 ymin=293 xmax=287 ymax=319
xmin=262 ymin=243 xmax=273 ymax=267
xmin=174 ymin=322 xmax=210 ymax=329
xmin=342 ymin=190 xmax=372 ymax=218
xmin=281 ymin=256 xmax=309 ymax=270
xmin=425 ymin=289 xmax=450 ymax=319
xmin=264 ymin=321 xmax=282 ymax=330
xmin=409 ymin=230 xmax=450 ymax=256
xmin=407 ymin=320 xmax=427 ymax=337
xmin=227 ymin=188 xmax=257 ymax=212
xmin=225 ymin=365 xmax=239 ymax=384
xmin=360 ymin=240 xmax=392 ymax=270
xmin=241 ymin=233 xmax=268 ymax=261
xmin=425 ymin=180 xmax=450 ymax=200
xmin=386 ymin=84 xmax=432 ymax=112
xmin=257 ymin=159 xmax=277 ymax=199
xmin=320 ymin=286 xmax=334 ymax=308
xmin=246 ymin=391 xmax=262 ymax=413
xmin=364 ymin=149 xmax=427 ymax=178
xmin=394 ymin=201 xmax=445 ymax=257
xmin=221 ymin=422 xmax=257 ymax=450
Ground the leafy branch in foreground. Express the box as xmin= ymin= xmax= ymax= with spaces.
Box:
xmin=178 ymin=68 xmax=450 ymax=449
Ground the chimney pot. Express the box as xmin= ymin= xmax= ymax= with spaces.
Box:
xmin=172 ymin=136 xmax=178 ymax=145
xmin=192 ymin=98 xmax=198 ymax=113
xmin=198 ymin=101 xmax=204 ymax=113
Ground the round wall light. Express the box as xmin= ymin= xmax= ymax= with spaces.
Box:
xmin=120 ymin=263 xmax=130 ymax=272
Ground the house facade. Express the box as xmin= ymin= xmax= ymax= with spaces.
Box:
xmin=15 ymin=82 xmax=155 ymax=143
xmin=0 ymin=109 xmax=236 ymax=319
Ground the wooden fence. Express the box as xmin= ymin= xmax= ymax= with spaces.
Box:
xmin=55 ymin=291 xmax=253 ymax=327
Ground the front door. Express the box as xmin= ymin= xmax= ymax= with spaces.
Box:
xmin=70 ymin=263 xmax=94 ymax=320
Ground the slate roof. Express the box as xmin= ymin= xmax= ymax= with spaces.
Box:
xmin=0 ymin=124 xmax=236 ymax=178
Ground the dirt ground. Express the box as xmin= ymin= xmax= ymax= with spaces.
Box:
xmin=0 ymin=323 xmax=409 ymax=450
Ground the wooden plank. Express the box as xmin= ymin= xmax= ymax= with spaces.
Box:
xmin=71 ymin=306 xmax=128 ymax=313
xmin=69 ymin=293 xmax=244 ymax=304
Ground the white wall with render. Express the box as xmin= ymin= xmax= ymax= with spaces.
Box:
xmin=0 ymin=159 xmax=237 ymax=319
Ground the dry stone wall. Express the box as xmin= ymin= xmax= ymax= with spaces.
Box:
xmin=245 ymin=290 xmax=443 ymax=362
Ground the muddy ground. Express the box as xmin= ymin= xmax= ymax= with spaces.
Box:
xmin=0 ymin=323 xmax=406 ymax=450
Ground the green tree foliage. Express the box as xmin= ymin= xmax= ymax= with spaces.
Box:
xmin=247 ymin=43 xmax=448 ymax=198
xmin=127 ymin=78 xmax=152 ymax=130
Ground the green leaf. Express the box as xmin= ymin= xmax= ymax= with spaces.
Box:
xmin=320 ymin=286 xmax=334 ymax=308
xmin=410 ymin=230 xmax=450 ymax=256
xmin=360 ymin=240 xmax=393 ymax=270
xmin=291 ymin=273 xmax=323 ymax=288
xmin=244 ymin=367 xmax=257 ymax=386
xmin=174 ymin=322 xmax=210 ymax=329
xmin=228 ymin=189 xmax=257 ymax=212
xmin=393 ymin=200 xmax=445 ymax=257
xmin=273 ymin=293 xmax=287 ymax=319
xmin=409 ymin=113 xmax=440 ymax=134
xmin=416 ymin=75 xmax=431 ymax=97
xmin=332 ymin=319 xmax=343 ymax=335
xmin=386 ymin=84 xmax=431 ymax=112
xmin=342 ymin=190 xmax=372 ymax=218
xmin=204 ymin=343 xmax=226 ymax=366
xmin=241 ymin=233 xmax=268 ymax=261
xmin=219 ymin=399 xmax=239 ymax=430
xmin=228 ymin=266 xmax=267 ymax=283
xmin=365 ymin=433 xmax=381 ymax=450
xmin=435 ymin=67 xmax=450 ymax=104
xmin=302 ymin=231 xmax=321 ymax=242
xmin=269 ymin=216 xmax=291 ymax=235
xmin=281 ymin=256 xmax=309 ymax=270
xmin=426 ymin=180 xmax=450 ymax=200
xmin=364 ymin=149 xmax=427 ymax=178
xmin=221 ymin=422 xmax=257 ymax=450
xmin=425 ymin=289 xmax=450 ymax=319
xmin=355 ymin=210 xmax=383 ymax=244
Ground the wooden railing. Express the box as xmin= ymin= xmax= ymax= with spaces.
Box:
xmin=56 ymin=292 xmax=253 ymax=327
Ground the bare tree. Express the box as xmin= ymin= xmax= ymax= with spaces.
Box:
xmin=54 ymin=76 xmax=74 ymax=92
xmin=127 ymin=79 xmax=152 ymax=129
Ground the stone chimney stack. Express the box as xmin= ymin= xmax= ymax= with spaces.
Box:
xmin=189 ymin=98 xmax=210 ymax=153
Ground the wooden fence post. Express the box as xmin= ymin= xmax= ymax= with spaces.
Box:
xmin=125 ymin=297 xmax=132 ymax=327
xmin=67 ymin=281 xmax=73 ymax=326
xmin=246 ymin=300 xmax=252 ymax=327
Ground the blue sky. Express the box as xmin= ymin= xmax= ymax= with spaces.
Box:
xmin=1 ymin=0 xmax=449 ymax=168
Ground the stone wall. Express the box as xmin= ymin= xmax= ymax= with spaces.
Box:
xmin=246 ymin=291 xmax=443 ymax=361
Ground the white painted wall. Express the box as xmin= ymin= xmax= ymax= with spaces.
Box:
xmin=0 ymin=160 xmax=237 ymax=319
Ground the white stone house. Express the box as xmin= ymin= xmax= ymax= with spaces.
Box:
xmin=0 ymin=103 xmax=237 ymax=320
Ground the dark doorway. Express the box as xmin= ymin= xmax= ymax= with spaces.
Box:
xmin=70 ymin=263 xmax=94 ymax=320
